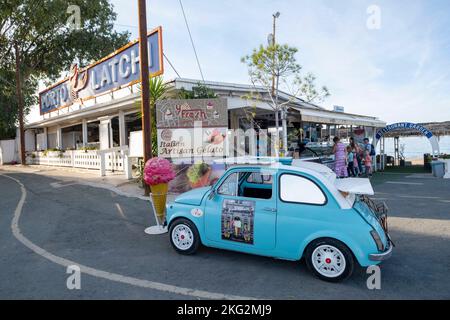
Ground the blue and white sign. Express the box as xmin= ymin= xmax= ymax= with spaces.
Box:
xmin=375 ymin=122 xmax=440 ymax=155
xmin=39 ymin=26 xmax=163 ymax=114
xmin=375 ymin=122 xmax=433 ymax=140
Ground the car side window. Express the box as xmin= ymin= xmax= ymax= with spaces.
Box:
xmin=246 ymin=173 xmax=272 ymax=184
xmin=218 ymin=172 xmax=239 ymax=196
xmin=279 ymin=174 xmax=326 ymax=205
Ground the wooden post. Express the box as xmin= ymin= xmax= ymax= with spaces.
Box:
xmin=138 ymin=0 xmax=152 ymax=196
xmin=14 ymin=42 xmax=26 ymax=165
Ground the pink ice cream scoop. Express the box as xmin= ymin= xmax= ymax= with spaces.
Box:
xmin=143 ymin=157 xmax=176 ymax=186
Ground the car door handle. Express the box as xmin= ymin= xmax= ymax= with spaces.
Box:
xmin=263 ymin=207 xmax=277 ymax=213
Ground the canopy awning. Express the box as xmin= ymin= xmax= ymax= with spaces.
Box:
xmin=292 ymin=107 xmax=386 ymax=128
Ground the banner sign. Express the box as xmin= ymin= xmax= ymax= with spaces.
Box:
xmin=156 ymin=98 xmax=228 ymax=129
xmin=39 ymin=26 xmax=163 ymax=114
xmin=156 ymin=98 xmax=229 ymax=158
xmin=375 ymin=122 xmax=433 ymax=140
xmin=157 ymin=127 xmax=228 ymax=158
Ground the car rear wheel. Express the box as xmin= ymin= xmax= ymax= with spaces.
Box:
xmin=305 ymin=238 xmax=354 ymax=282
xmin=169 ymin=218 xmax=200 ymax=255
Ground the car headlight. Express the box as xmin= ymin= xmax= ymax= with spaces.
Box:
xmin=370 ymin=230 xmax=385 ymax=251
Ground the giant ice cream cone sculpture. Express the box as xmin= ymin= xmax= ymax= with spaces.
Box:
xmin=143 ymin=157 xmax=176 ymax=223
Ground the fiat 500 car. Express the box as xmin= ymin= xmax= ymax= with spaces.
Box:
xmin=166 ymin=159 xmax=393 ymax=282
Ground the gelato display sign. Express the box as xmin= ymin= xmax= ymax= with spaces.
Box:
xmin=156 ymin=98 xmax=229 ymax=158
xmin=39 ymin=26 xmax=163 ymax=114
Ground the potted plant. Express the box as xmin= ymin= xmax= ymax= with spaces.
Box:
xmin=187 ymin=162 xmax=211 ymax=188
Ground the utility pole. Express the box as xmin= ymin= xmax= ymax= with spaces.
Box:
xmin=14 ymin=42 xmax=25 ymax=165
xmin=138 ymin=0 xmax=152 ymax=195
xmin=271 ymin=12 xmax=279 ymax=96
xmin=270 ymin=12 xmax=286 ymax=156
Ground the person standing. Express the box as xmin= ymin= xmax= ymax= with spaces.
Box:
xmin=363 ymin=138 xmax=376 ymax=174
xmin=364 ymin=150 xmax=373 ymax=177
xmin=350 ymin=137 xmax=363 ymax=176
xmin=346 ymin=145 xmax=356 ymax=177
xmin=332 ymin=136 xmax=348 ymax=178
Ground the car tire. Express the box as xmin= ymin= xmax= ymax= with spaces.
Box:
xmin=169 ymin=218 xmax=200 ymax=255
xmin=305 ymin=238 xmax=354 ymax=282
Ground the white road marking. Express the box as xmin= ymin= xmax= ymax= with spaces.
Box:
xmin=1 ymin=173 xmax=254 ymax=300
xmin=50 ymin=181 xmax=78 ymax=188
xmin=398 ymin=195 xmax=440 ymax=199
xmin=115 ymin=203 xmax=127 ymax=219
xmin=385 ymin=181 xmax=424 ymax=185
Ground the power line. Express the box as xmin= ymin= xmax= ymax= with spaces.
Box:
xmin=163 ymin=53 xmax=181 ymax=78
xmin=178 ymin=0 xmax=205 ymax=82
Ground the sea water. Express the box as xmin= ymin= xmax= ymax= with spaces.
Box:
xmin=382 ymin=135 xmax=450 ymax=160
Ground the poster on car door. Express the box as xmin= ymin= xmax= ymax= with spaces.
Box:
xmin=221 ymin=199 xmax=255 ymax=245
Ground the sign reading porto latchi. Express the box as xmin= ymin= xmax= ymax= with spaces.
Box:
xmin=39 ymin=26 xmax=163 ymax=114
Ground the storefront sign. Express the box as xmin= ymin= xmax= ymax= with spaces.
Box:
xmin=156 ymin=98 xmax=228 ymax=129
xmin=375 ymin=122 xmax=433 ymax=140
xmin=39 ymin=26 xmax=163 ymax=114
xmin=156 ymin=98 xmax=228 ymax=158
xmin=375 ymin=122 xmax=440 ymax=155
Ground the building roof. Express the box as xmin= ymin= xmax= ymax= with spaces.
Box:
xmin=166 ymin=78 xmax=324 ymax=110
xmin=25 ymin=77 xmax=385 ymax=129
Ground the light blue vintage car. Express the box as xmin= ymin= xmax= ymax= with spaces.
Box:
xmin=166 ymin=157 xmax=393 ymax=282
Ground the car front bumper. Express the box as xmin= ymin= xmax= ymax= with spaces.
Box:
xmin=369 ymin=242 xmax=393 ymax=261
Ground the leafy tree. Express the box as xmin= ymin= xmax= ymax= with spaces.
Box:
xmin=178 ymin=82 xmax=217 ymax=99
xmin=242 ymin=43 xmax=330 ymax=155
xmin=137 ymin=76 xmax=169 ymax=156
xmin=0 ymin=69 xmax=37 ymax=139
xmin=0 ymin=0 xmax=130 ymax=154
xmin=0 ymin=0 xmax=130 ymax=79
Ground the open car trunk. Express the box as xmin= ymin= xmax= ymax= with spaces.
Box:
xmin=334 ymin=178 xmax=374 ymax=196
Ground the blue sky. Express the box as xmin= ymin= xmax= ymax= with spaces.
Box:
xmin=110 ymin=0 xmax=450 ymax=123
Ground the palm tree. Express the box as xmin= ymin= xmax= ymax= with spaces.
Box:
xmin=137 ymin=76 xmax=169 ymax=156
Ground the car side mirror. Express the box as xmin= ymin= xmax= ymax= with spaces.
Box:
xmin=208 ymin=189 xmax=216 ymax=200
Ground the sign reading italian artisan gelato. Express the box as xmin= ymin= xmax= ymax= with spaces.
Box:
xmin=39 ymin=26 xmax=163 ymax=114
xmin=156 ymin=98 xmax=228 ymax=158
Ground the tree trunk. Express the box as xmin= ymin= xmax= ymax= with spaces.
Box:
xmin=14 ymin=43 xmax=26 ymax=165
xmin=274 ymin=107 xmax=280 ymax=157
xmin=274 ymin=75 xmax=281 ymax=157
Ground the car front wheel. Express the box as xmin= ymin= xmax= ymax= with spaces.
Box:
xmin=305 ymin=238 xmax=354 ymax=282
xmin=169 ymin=218 xmax=200 ymax=255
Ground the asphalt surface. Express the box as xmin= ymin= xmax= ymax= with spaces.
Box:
xmin=0 ymin=171 xmax=449 ymax=299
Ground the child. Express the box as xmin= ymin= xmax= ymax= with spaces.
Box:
xmin=364 ymin=150 xmax=372 ymax=177
xmin=352 ymin=147 xmax=360 ymax=176
xmin=347 ymin=146 xmax=356 ymax=177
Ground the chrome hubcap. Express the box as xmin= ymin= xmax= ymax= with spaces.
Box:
xmin=172 ymin=224 xmax=194 ymax=250
xmin=312 ymin=245 xmax=346 ymax=278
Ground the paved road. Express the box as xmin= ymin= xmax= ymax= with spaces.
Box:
xmin=0 ymin=171 xmax=449 ymax=299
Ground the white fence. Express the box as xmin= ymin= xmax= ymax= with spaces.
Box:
xmin=26 ymin=150 xmax=125 ymax=172
xmin=0 ymin=139 xmax=16 ymax=165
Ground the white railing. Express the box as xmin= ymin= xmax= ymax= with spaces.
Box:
xmin=96 ymin=146 xmax=131 ymax=179
xmin=26 ymin=148 xmax=131 ymax=179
